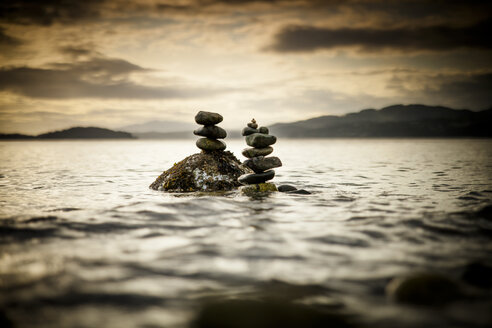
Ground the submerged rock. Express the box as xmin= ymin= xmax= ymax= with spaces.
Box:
xmin=240 ymin=182 xmax=278 ymax=194
xmin=150 ymin=151 xmax=252 ymax=192
xmin=386 ymin=272 xmax=464 ymax=306
xmin=278 ymin=184 xmax=297 ymax=192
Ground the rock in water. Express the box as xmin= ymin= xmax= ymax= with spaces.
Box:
xmin=150 ymin=151 xmax=252 ymax=191
xmin=244 ymin=156 xmax=282 ymax=173
xmin=196 ymin=138 xmax=226 ymax=151
xmin=246 ymin=133 xmax=277 ymax=148
xmin=240 ymin=183 xmax=278 ymax=194
xmin=386 ymin=272 xmax=464 ymax=306
xmin=194 ymin=126 xmax=227 ymax=139
xmin=238 ymin=170 xmax=275 ymax=184
xmin=195 ymin=111 xmax=223 ymax=125
xmin=278 ymin=184 xmax=297 ymax=192
xmin=242 ymin=147 xmax=273 ymax=158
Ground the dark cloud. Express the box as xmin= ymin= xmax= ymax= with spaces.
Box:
xmin=0 ymin=57 xmax=228 ymax=99
xmin=268 ymin=18 xmax=492 ymax=53
xmin=0 ymin=27 xmax=22 ymax=46
xmin=0 ymin=0 xmax=105 ymax=26
xmin=388 ymin=72 xmax=492 ymax=110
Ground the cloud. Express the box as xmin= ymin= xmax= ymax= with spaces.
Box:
xmin=0 ymin=27 xmax=22 ymax=46
xmin=267 ymin=18 xmax=492 ymax=53
xmin=387 ymin=72 xmax=492 ymax=110
xmin=0 ymin=57 xmax=230 ymax=99
xmin=0 ymin=0 xmax=104 ymax=26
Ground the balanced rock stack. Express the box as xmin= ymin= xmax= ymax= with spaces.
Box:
xmin=149 ymin=111 xmax=251 ymax=192
xmin=238 ymin=119 xmax=282 ymax=192
xmin=194 ymin=111 xmax=227 ymax=152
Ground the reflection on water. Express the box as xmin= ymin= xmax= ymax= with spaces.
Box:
xmin=0 ymin=139 xmax=492 ymax=327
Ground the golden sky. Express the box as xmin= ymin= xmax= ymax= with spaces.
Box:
xmin=1 ymin=0 xmax=491 ymax=134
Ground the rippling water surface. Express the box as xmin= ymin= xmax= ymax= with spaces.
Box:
xmin=1 ymin=139 xmax=492 ymax=327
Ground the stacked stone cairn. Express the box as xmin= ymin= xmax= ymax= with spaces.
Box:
xmin=194 ymin=111 xmax=227 ymax=152
xmin=238 ymin=119 xmax=282 ymax=192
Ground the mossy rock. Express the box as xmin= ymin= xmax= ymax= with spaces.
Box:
xmin=150 ymin=151 xmax=252 ymax=192
xmin=240 ymin=183 xmax=278 ymax=195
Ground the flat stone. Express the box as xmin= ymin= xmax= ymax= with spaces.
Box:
xmin=240 ymin=182 xmax=277 ymax=194
xmin=278 ymin=184 xmax=297 ymax=192
xmin=241 ymin=127 xmax=258 ymax=136
xmin=258 ymin=126 xmax=269 ymax=134
xmin=242 ymin=147 xmax=273 ymax=158
xmin=196 ymin=138 xmax=226 ymax=151
xmin=194 ymin=126 xmax=227 ymax=139
xmin=244 ymin=156 xmax=282 ymax=173
xmin=247 ymin=122 xmax=258 ymax=129
xmin=287 ymin=189 xmax=311 ymax=195
xmin=195 ymin=111 xmax=223 ymax=125
xmin=238 ymin=170 xmax=275 ymax=184
xmin=246 ymin=133 xmax=277 ymax=148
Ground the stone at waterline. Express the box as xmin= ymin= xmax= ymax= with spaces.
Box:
xmin=149 ymin=151 xmax=252 ymax=191
xmin=240 ymin=182 xmax=278 ymax=194
xmin=242 ymin=146 xmax=273 ymax=158
xmin=244 ymin=156 xmax=282 ymax=173
xmin=195 ymin=111 xmax=223 ymax=125
xmin=288 ymin=189 xmax=311 ymax=195
xmin=241 ymin=127 xmax=258 ymax=136
xmin=386 ymin=272 xmax=464 ymax=306
xmin=258 ymin=126 xmax=269 ymax=134
xmin=194 ymin=126 xmax=227 ymax=139
xmin=246 ymin=133 xmax=277 ymax=148
xmin=278 ymin=184 xmax=297 ymax=192
xmin=238 ymin=170 xmax=275 ymax=184
xmin=196 ymin=138 xmax=226 ymax=151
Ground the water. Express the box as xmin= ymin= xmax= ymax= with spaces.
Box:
xmin=1 ymin=139 xmax=492 ymax=327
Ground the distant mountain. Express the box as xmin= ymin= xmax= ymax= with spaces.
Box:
xmin=270 ymin=105 xmax=492 ymax=138
xmin=0 ymin=127 xmax=135 ymax=140
xmin=134 ymin=130 xmax=242 ymax=139
xmin=120 ymin=120 xmax=195 ymax=133
xmin=0 ymin=133 xmax=36 ymax=140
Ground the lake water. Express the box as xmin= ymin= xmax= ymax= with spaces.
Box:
xmin=1 ymin=139 xmax=492 ymax=327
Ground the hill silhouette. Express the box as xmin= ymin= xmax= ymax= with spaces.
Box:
xmin=0 ymin=127 xmax=135 ymax=140
xmin=269 ymin=105 xmax=492 ymax=138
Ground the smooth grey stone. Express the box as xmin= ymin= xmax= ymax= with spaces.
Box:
xmin=194 ymin=125 xmax=227 ymax=139
xmin=196 ymin=138 xmax=226 ymax=151
xmin=258 ymin=126 xmax=269 ymax=134
xmin=242 ymin=147 xmax=273 ymax=158
xmin=241 ymin=127 xmax=258 ymax=136
xmin=278 ymin=184 xmax=297 ymax=192
xmin=287 ymin=189 xmax=311 ymax=195
xmin=246 ymin=133 xmax=276 ymax=148
xmin=238 ymin=170 xmax=275 ymax=184
xmin=244 ymin=156 xmax=282 ymax=173
xmin=247 ymin=122 xmax=258 ymax=129
xmin=195 ymin=111 xmax=223 ymax=125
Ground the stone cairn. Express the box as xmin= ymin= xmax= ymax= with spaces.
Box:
xmin=238 ymin=119 xmax=282 ymax=192
xmin=193 ymin=111 xmax=227 ymax=151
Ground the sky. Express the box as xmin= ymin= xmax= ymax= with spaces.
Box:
xmin=0 ymin=0 xmax=491 ymax=134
